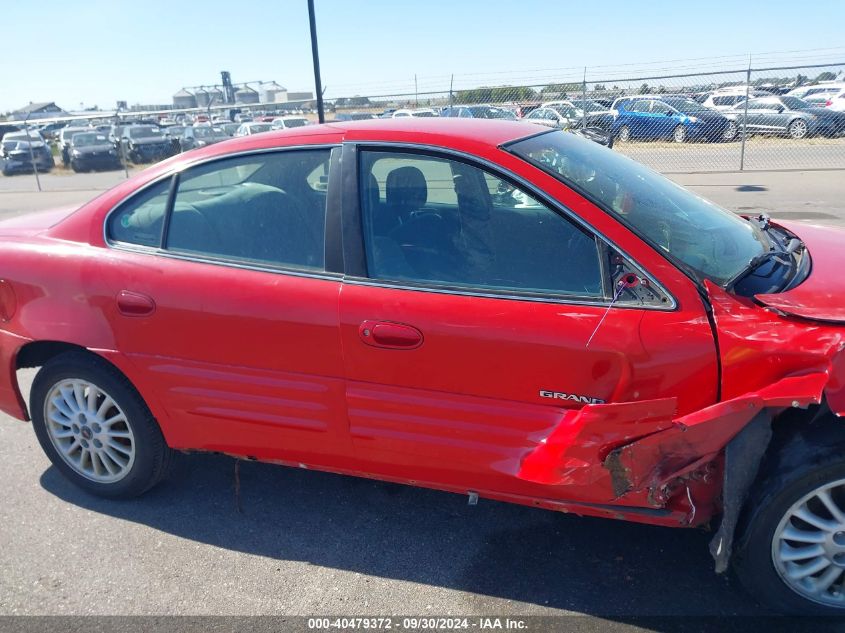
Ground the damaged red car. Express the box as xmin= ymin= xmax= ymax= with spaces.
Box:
xmin=1 ymin=119 xmax=844 ymax=614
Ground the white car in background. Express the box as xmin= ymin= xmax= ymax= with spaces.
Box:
xmin=700 ymin=88 xmax=770 ymax=111
xmin=804 ymin=87 xmax=845 ymax=111
xmin=270 ymin=116 xmax=311 ymax=130
xmin=233 ymin=122 xmax=274 ymax=137
xmin=786 ymin=82 xmax=845 ymax=100
xmin=391 ymin=108 xmax=439 ymax=118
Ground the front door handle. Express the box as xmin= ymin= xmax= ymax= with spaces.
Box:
xmin=359 ymin=320 xmax=423 ymax=350
xmin=116 ymin=290 xmax=155 ymax=317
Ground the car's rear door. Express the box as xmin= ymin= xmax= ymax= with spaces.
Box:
xmin=101 ymin=146 xmax=350 ymax=464
xmin=336 ymin=144 xmax=717 ymax=501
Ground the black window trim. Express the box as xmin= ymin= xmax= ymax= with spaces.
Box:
xmin=103 ymin=144 xmax=344 ymax=282
xmin=342 ymin=141 xmax=676 ymax=310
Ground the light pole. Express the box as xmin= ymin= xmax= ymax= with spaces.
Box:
xmin=307 ymin=0 xmax=325 ymax=123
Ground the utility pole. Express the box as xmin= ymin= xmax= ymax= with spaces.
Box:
xmin=307 ymin=0 xmax=325 ymax=123
xmin=22 ymin=113 xmax=41 ymax=192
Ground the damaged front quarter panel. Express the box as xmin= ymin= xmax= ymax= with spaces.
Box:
xmin=517 ymin=280 xmax=845 ymax=558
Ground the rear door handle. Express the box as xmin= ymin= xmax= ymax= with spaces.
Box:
xmin=359 ymin=320 xmax=423 ymax=350
xmin=116 ymin=290 xmax=155 ymax=317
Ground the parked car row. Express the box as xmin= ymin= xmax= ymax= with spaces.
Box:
xmin=0 ymin=114 xmax=315 ymax=176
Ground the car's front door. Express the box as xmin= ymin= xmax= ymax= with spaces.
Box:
xmin=101 ymin=147 xmax=350 ymax=463
xmin=649 ymin=101 xmax=679 ymax=139
xmin=337 ymin=146 xmax=717 ymax=501
xmin=743 ymin=99 xmax=778 ymax=132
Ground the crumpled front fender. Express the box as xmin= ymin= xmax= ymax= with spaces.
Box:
xmin=516 ymin=282 xmax=845 ymax=525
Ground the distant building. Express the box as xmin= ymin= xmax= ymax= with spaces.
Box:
xmin=259 ymin=82 xmax=288 ymax=103
xmin=9 ymin=102 xmax=68 ymax=121
xmin=286 ymin=91 xmax=314 ymax=102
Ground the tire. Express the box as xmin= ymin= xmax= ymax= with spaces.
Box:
xmin=788 ymin=118 xmax=809 ymax=139
xmin=30 ymin=351 xmax=174 ymax=498
xmin=723 ymin=120 xmax=739 ymax=141
xmin=734 ymin=448 xmax=845 ymax=614
xmin=617 ymin=125 xmax=631 ymax=142
xmin=70 ymin=161 xmax=81 ymax=173
xmin=673 ymin=125 xmax=687 ymax=143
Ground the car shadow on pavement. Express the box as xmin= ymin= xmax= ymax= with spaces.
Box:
xmin=40 ymin=452 xmax=766 ymax=617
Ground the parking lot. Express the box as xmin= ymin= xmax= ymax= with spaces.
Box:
xmin=1 ymin=168 xmax=843 ymax=622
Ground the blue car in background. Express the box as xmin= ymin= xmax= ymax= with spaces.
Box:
xmin=610 ymin=95 xmax=731 ymax=143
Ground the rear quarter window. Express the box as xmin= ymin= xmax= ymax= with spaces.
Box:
xmin=107 ymin=178 xmax=171 ymax=247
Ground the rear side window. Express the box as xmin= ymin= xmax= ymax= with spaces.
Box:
xmin=359 ymin=150 xmax=603 ymax=298
xmin=165 ymin=150 xmax=330 ymax=270
xmin=107 ymin=177 xmax=172 ymax=247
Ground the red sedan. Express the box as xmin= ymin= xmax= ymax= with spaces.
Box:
xmin=1 ymin=119 xmax=843 ymax=614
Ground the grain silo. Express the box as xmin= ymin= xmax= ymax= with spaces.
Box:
xmin=206 ymin=87 xmax=224 ymax=106
xmin=173 ymin=88 xmax=197 ymax=109
xmin=259 ymin=82 xmax=287 ymax=103
xmin=194 ymin=88 xmax=210 ymax=108
xmin=234 ymin=86 xmax=259 ymax=105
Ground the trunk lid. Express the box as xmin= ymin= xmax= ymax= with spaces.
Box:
xmin=0 ymin=206 xmax=80 ymax=237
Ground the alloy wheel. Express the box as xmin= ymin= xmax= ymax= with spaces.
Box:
xmin=43 ymin=379 xmax=135 ymax=483
xmin=772 ymin=478 xmax=845 ymax=608
xmin=789 ymin=119 xmax=808 ymax=139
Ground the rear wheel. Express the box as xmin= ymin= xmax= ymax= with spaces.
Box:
xmin=734 ymin=452 xmax=845 ymax=614
xmin=30 ymin=351 xmax=174 ymax=498
xmin=788 ymin=118 xmax=809 ymax=139
xmin=673 ymin=125 xmax=687 ymax=143
xmin=723 ymin=120 xmax=739 ymax=141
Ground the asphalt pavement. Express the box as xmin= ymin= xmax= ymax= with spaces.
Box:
xmin=1 ymin=167 xmax=844 ymax=623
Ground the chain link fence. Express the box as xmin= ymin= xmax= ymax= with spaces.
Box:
xmin=326 ymin=61 xmax=845 ymax=173
xmin=2 ymin=59 xmax=844 ymax=195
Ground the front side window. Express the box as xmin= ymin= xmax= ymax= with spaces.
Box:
xmin=508 ymin=130 xmax=768 ymax=285
xmin=359 ymin=150 xmax=603 ymax=298
xmin=166 ymin=150 xmax=330 ymax=270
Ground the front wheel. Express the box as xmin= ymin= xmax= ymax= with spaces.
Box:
xmin=30 ymin=351 xmax=174 ymax=498
xmin=734 ymin=452 xmax=845 ymax=614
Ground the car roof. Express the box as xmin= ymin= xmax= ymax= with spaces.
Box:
xmin=307 ymin=118 xmax=540 ymax=145
xmin=161 ymin=119 xmax=545 ymax=166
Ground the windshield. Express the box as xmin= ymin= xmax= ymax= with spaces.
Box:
xmin=551 ymin=105 xmax=578 ymax=118
xmin=411 ymin=111 xmax=436 ymax=117
xmin=5 ymin=132 xmax=42 ymax=143
xmin=61 ymin=128 xmax=88 ymax=141
xmin=248 ymin=124 xmax=272 ymax=133
xmin=193 ymin=126 xmax=225 ymax=139
xmin=283 ymin=118 xmax=309 ymax=127
xmin=128 ymin=126 xmax=164 ymax=139
xmin=468 ymin=106 xmax=517 ymax=120
xmin=507 ymin=131 xmax=768 ymax=285
xmin=662 ymin=97 xmax=708 ymax=113
xmin=72 ymin=133 xmax=109 ymax=147
xmin=571 ymin=100 xmax=605 ymax=113
xmin=782 ymin=96 xmax=811 ymax=110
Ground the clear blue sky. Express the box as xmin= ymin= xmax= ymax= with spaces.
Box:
xmin=3 ymin=0 xmax=845 ymax=112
